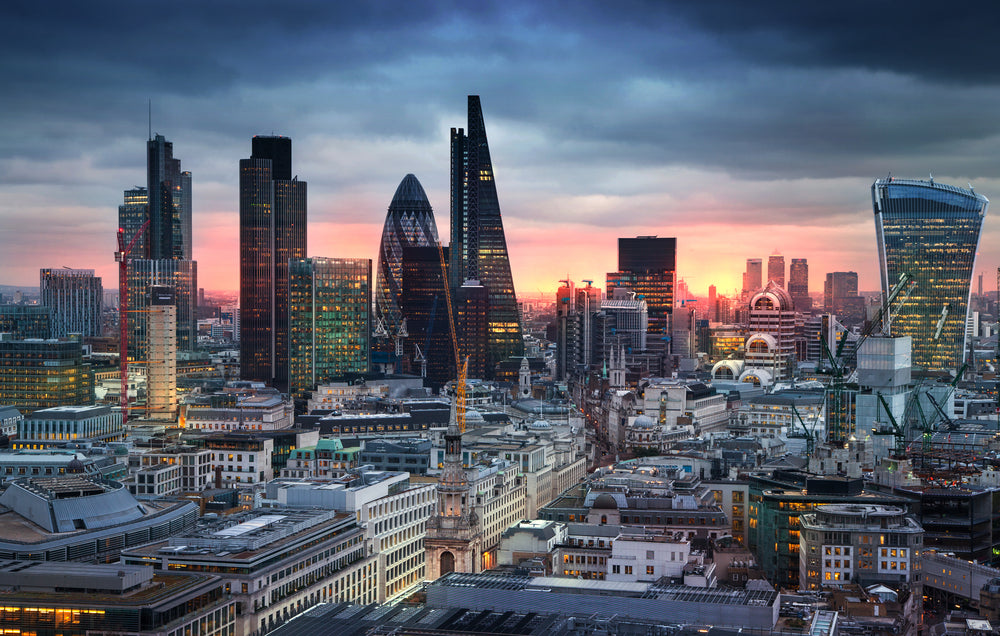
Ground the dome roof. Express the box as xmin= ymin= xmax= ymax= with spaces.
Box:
xmin=593 ymin=493 xmax=619 ymax=509
xmin=528 ymin=419 xmax=552 ymax=430
xmin=712 ymin=359 xmax=745 ymax=380
xmin=750 ymin=281 xmax=794 ymax=311
xmin=389 ymin=174 xmax=431 ymax=210
xmin=632 ymin=415 xmax=657 ymax=430
xmin=465 ymin=409 xmax=485 ymax=423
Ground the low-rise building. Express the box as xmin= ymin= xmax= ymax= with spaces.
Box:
xmin=498 ymin=519 xmax=567 ymax=573
xmin=121 ymin=508 xmax=377 ymax=636
xmin=0 ymin=404 xmax=22 ymax=436
xmin=282 ymin=438 xmax=360 ymax=478
xmin=799 ymin=504 xmax=923 ymax=591
xmin=17 ymin=405 xmax=124 ymax=449
xmin=0 ymin=561 xmax=236 ymax=636
xmin=358 ymin=437 xmax=431 ymax=474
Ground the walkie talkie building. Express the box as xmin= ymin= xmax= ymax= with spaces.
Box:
xmin=872 ymin=178 xmax=987 ymax=371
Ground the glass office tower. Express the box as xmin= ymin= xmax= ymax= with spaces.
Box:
xmin=449 ymin=96 xmax=524 ymax=378
xmin=872 ymin=178 xmax=987 ymax=370
xmin=288 ymin=258 xmax=371 ymax=402
xmin=375 ymin=174 xmax=440 ymax=341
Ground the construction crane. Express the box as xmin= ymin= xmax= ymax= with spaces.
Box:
xmin=437 ymin=241 xmax=467 ymax=433
xmin=115 ymin=219 xmax=150 ymax=427
xmin=792 ymin=404 xmax=822 ymax=458
xmin=821 ymin=272 xmax=915 ymax=444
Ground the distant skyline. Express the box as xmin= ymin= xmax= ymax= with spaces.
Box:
xmin=1 ymin=2 xmax=998 ymax=298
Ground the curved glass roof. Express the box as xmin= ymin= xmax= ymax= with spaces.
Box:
xmin=390 ymin=173 xmax=432 ymax=209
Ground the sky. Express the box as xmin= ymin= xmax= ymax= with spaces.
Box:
xmin=1 ymin=1 xmax=999 ymax=299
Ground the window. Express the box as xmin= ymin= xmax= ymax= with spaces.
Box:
xmin=612 ymin=564 xmax=620 ymax=574
xmin=647 ymin=566 xmax=654 ymax=575
xmin=624 ymin=566 xmax=632 ymax=575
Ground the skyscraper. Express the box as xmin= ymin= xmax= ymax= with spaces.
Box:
xmin=375 ymin=174 xmax=440 ymax=342
xmin=448 ymin=96 xmax=524 ymax=377
xmin=823 ymin=271 xmax=863 ymax=327
xmin=39 ymin=268 xmax=103 ymax=338
xmin=872 ymin=178 xmax=987 ymax=370
xmin=119 ymin=135 xmax=197 ymax=359
xmin=146 ymin=285 xmax=177 ymax=419
xmin=788 ymin=258 xmax=810 ymax=312
xmin=400 ymin=245 xmax=455 ymax=390
xmin=767 ymin=252 xmax=785 ymax=288
xmin=240 ymin=135 xmax=307 ymax=389
xmin=288 ymin=258 xmax=370 ymax=402
xmin=744 ymin=258 xmax=763 ymax=294
xmin=147 ymin=134 xmax=192 ymax=260
xmin=606 ymin=236 xmax=676 ymax=336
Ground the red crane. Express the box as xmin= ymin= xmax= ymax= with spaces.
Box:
xmin=115 ymin=220 xmax=149 ymax=427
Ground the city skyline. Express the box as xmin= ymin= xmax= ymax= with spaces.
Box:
xmin=1 ymin=2 xmax=998 ymax=297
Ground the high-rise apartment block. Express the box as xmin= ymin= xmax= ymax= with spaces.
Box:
xmin=606 ymin=236 xmax=676 ymax=336
xmin=240 ymin=136 xmax=307 ymax=390
xmin=288 ymin=258 xmax=370 ymax=402
xmin=743 ymin=258 xmax=762 ymax=294
xmin=788 ymin=258 xmax=810 ymax=312
xmin=39 ymin=268 xmax=103 ymax=338
xmin=375 ymin=174 xmax=440 ymax=346
xmin=767 ymin=252 xmax=785 ymax=288
xmin=872 ymin=178 xmax=987 ymax=370
xmin=448 ymin=96 xmax=524 ymax=378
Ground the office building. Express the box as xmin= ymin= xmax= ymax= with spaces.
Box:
xmin=799 ymin=504 xmax=923 ymax=591
xmin=455 ymin=280 xmax=489 ymax=379
xmin=240 ymin=135 xmax=307 ymax=390
xmin=17 ymin=405 xmax=124 ymax=449
xmin=0 ymin=474 xmax=199 ymax=562
xmin=375 ymin=174 xmax=440 ymax=347
xmin=147 ymin=134 xmax=192 ymax=260
xmin=606 ymin=236 xmax=676 ymax=336
xmin=126 ymin=258 xmax=197 ymax=356
xmin=744 ymin=258 xmax=763 ymax=294
xmin=146 ymin=285 xmax=177 ymax=419
xmin=744 ymin=282 xmax=797 ymax=382
xmin=0 ymin=304 xmax=50 ymax=339
xmin=767 ymin=252 xmax=785 ymax=288
xmin=122 ymin=508 xmax=377 ymax=636
xmin=0 ymin=561 xmax=236 ymax=636
xmin=824 ymin=271 xmax=865 ymax=326
xmin=39 ymin=268 xmax=103 ymax=338
xmin=872 ymin=178 xmax=988 ymax=370
xmin=118 ymin=186 xmax=149 ymax=259
xmin=287 ymin=257 xmax=371 ymax=402
xmin=0 ymin=333 xmax=94 ymax=413
xmin=788 ymin=258 xmax=810 ymax=312
xmin=448 ymin=96 xmax=523 ymax=377
xmin=399 ymin=245 xmax=455 ymax=389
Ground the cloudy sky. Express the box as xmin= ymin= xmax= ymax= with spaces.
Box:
xmin=1 ymin=1 xmax=998 ymax=298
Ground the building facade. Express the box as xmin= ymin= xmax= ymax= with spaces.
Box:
xmin=788 ymin=258 xmax=810 ymax=312
xmin=448 ymin=95 xmax=524 ymax=378
xmin=767 ymin=252 xmax=785 ymax=288
xmin=606 ymin=236 xmax=676 ymax=336
xmin=375 ymin=174 xmax=440 ymax=349
xmin=0 ymin=334 xmax=94 ymax=414
xmin=872 ymin=178 xmax=987 ymax=370
xmin=39 ymin=268 xmax=103 ymax=338
xmin=288 ymin=257 xmax=371 ymax=402
xmin=17 ymin=405 xmax=124 ymax=449
xmin=146 ymin=286 xmax=177 ymax=419
xmin=240 ymin=135 xmax=307 ymax=390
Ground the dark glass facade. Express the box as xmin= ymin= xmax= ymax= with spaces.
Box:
xmin=872 ymin=178 xmax=987 ymax=370
xmin=376 ymin=174 xmax=440 ymax=341
xmin=788 ymin=258 xmax=809 ymax=312
xmin=118 ymin=186 xmax=148 ymax=259
xmin=240 ymin=136 xmax=306 ymax=390
xmin=147 ymin=134 xmax=191 ymax=260
xmin=0 ymin=305 xmax=50 ymax=339
xmin=606 ymin=236 xmax=676 ymax=336
xmin=455 ymin=281 xmax=489 ymax=380
xmin=288 ymin=258 xmax=371 ymax=402
xmin=449 ymin=96 xmax=524 ymax=378
xmin=400 ymin=245 xmax=455 ymax=390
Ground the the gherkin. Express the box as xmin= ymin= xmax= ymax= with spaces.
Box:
xmin=375 ymin=174 xmax=440 ymax=338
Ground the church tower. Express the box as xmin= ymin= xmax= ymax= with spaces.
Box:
xmin=610 ymin=344 xmax=626 ymax=389
xmin=518 ymin=357 xmax=531 ymax=399
xmin=424 ymin=396 xmax=483 ymax=579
